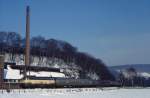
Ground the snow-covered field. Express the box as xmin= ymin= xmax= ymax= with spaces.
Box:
xmin=0 ymin=88 xmax=150 ymax=98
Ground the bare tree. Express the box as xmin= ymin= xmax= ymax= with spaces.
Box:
xmin=126 ymin=67 xmax=137 ymax=86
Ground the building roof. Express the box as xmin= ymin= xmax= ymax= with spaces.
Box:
xmin=4 ymin=62 xmax=60 ymax=72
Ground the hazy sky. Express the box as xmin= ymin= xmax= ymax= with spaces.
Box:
xmin=0 ymin=0 xmax=150 ymax=66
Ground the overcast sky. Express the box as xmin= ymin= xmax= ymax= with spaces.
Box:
xmin=0 ymin=0 xmax=150 ymax=66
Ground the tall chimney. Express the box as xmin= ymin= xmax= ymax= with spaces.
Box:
xmin=0 ymin=55 xmax=4 ymax=88
xmin=25 ymin=6 xmax=30 ymax=78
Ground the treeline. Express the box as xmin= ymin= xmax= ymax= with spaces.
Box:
xmin=0 ymin=31 xmax=115 ymax=80
xmin=118 ymin=67 xmax=150 ymax=87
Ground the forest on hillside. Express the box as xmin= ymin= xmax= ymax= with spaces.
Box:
xmin=0 ymin=31 xmax=115 ymax=80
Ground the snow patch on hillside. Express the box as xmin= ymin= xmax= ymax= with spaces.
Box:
xmin=140 ymin=72 xmax=150 ymax=79
xmin=3 ymin=53 xmax=99 ymax=80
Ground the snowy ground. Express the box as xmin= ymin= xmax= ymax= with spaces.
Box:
xmin=0 ymin=87 xmax=150 ymax=98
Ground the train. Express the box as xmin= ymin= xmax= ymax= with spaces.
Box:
xmin=19 ymin=76 xmax=121 ymax=88
xmin=20 ymin=77 xmax=97 ymax=88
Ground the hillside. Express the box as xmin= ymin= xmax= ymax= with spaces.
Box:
xmin=110 ymin=64 xmax=150 ymax=73
xmin=109 ymin=64 xmax=150 ymax=86
xmin=109 ymin=64 xmax=150 ymax=78
xmin=0 ymin=31 xmax=114 ymax=80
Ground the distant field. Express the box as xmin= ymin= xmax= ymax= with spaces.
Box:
xmin=0 ymin=88 xmax=150 ymax=98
